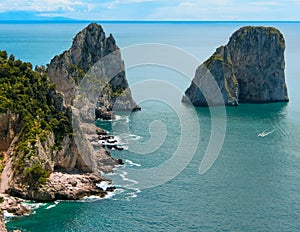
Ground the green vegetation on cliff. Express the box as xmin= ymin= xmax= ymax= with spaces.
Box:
xmin=0 ymin=51 xmax=72 ymax=185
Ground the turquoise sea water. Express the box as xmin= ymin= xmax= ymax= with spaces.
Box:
xmin=1 ymin=22 xmax=300 ymax=231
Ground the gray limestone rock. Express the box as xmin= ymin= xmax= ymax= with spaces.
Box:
xmin=46 ymin=23 xmax=140 ymax=119
xmin=183 ymin=26 xmax=289 ymax=106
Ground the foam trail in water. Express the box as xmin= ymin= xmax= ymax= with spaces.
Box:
xmin=258 ymin=129 xmax=275 ymax=137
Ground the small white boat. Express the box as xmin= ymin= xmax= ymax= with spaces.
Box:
xmin=258 ymin=129 xmax=275 ymax=138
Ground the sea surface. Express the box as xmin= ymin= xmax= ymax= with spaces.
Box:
xmin=1 ymin=22 xmax=300 ymax=231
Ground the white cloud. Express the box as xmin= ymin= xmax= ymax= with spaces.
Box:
xmin=0 ymin=0 xmax=84 ymax=13
xmin=0 ymin=0 xmax=300 ymax=20
xmin=147 ymin=1 xmax=291 ymax=20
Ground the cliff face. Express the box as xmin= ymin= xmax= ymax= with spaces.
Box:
xmin=0 ymin=212 xmax=7 ymax=232
xmin=0 ymin=110 xmax=19 ymax=151
xmin=47 ymin=23 xmax=140 ymax=119
xmin=0 ymin=23 xmax=136 ymax=204
xmin=183 ymin=26 xmax=289 ymax=106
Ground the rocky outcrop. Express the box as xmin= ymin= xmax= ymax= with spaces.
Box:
xmin=183 ymin=26 xmax=289 ymax=106
xmin=46 ymin=23 xmax=140 ymax=119
xmin=8 ymin=172 xmax=115 ymax=202
xmin=0 ymin=116 xmax=118 ymax=203
xmin=0 ymin=194 xmax=31 ymax=216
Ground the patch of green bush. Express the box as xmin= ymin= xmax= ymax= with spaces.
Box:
xmin=24 ymin=163 xmax=50 ymax=186
xmin=0 ymin=50 xmax=72 ymax=183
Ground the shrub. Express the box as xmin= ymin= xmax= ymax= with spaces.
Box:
xmin=0 ymin=50 xmax=72 ymax=184
xmin=24 ymin=163 xmax=50 ymax=186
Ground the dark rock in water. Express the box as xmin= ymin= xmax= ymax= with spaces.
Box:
xmin=183 ymin=26 xmax=289 ymax=106
xmin=115 ymin=146 xmax=124 ymax=151
xmin=117 ymin=159 xmax=124 ymax=165
xmin=46 ymin=23 xmax=140 ymax=118
xmin=106 ymin=186 xmax=116 ymax=192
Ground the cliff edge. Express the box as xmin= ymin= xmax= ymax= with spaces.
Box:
xmin=183 ymin=26 xmax=289 ymax=106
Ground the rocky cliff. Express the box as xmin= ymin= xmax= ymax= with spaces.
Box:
xmin=0 ymin=23 xmax=138 ymax=207
xmin=183 ymin=26 xmax=289 ymax=106
xmin=47 ymin=23 xmax=140 ymax=119
xmin=0 ymin=212 xmax=7 ymax=232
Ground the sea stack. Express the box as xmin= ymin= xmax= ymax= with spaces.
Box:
xmin=47 ymin=23 xmax=140 ymax=119
xmin=182 ymin=26 xmax=289 ymax=106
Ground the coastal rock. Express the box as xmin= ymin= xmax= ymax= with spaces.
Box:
xmin=46 ymin=23 xmax=140 ymax=118
xmin=6 ymin=172 xmax=112 ymax=202
xmin=0 ymin=194 xmax=31 ymax=216
xmin=183 ymin=26 xmax=289 ymax=106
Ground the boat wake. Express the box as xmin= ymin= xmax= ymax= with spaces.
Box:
xmin=258 ymin=129 xmax=275 ymax=137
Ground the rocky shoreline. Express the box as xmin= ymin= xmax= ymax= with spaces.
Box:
xmin=0 ymin=171 xmax=116 ymax=232
xmin=0 ymin=124 xmax=122 ymax=231
xmin=8 ymin=171 xmax=116 ymax=202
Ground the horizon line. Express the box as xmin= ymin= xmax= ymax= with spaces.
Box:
xmin=1 ymin=19 xmax=300 ymax=24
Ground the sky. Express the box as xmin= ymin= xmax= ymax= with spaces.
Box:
xmin=0 ymin=0 xmax=300 ymax=21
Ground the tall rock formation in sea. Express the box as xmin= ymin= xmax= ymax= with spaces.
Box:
xmin=182 ymin=26 xmax=289 ymax=106
xmin=47 ymin=23 xmax=140 ymax=119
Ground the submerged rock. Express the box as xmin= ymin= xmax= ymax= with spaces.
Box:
xmin=183 ymin=26 xmax=289 ymax=106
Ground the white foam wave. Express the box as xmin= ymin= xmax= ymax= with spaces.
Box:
xmin=111 ymin=115 xmax=131 ymax=122
xmin=45 ymin=204 xmax=56 ymax=210
xmin=124 ymin=134 xmax=142 ymax=141
xmin=97 ymin=181 xmax=114 ymax=191
xmin=82 ymin=195 xmax=102 ymax=202
xmin=82 ymin=186 xmax=125 ymax=202
xmin=114 ymin=115 xmax=122 ymax=121
xmin=125 ymin=159 xmax=141 ymax=167
xmin=103 ymin=191 xmax=116 ymax=199
xmin=119 ymin=171 xmax=139 ymax=185
xmin=23 ymin=202 xmax=46 ymax=210
xmin=3 ymin=211 xmax=15 ymax=218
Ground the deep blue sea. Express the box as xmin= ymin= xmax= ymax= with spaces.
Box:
xmin=1 ymin=22 xmax=300 ymax=231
